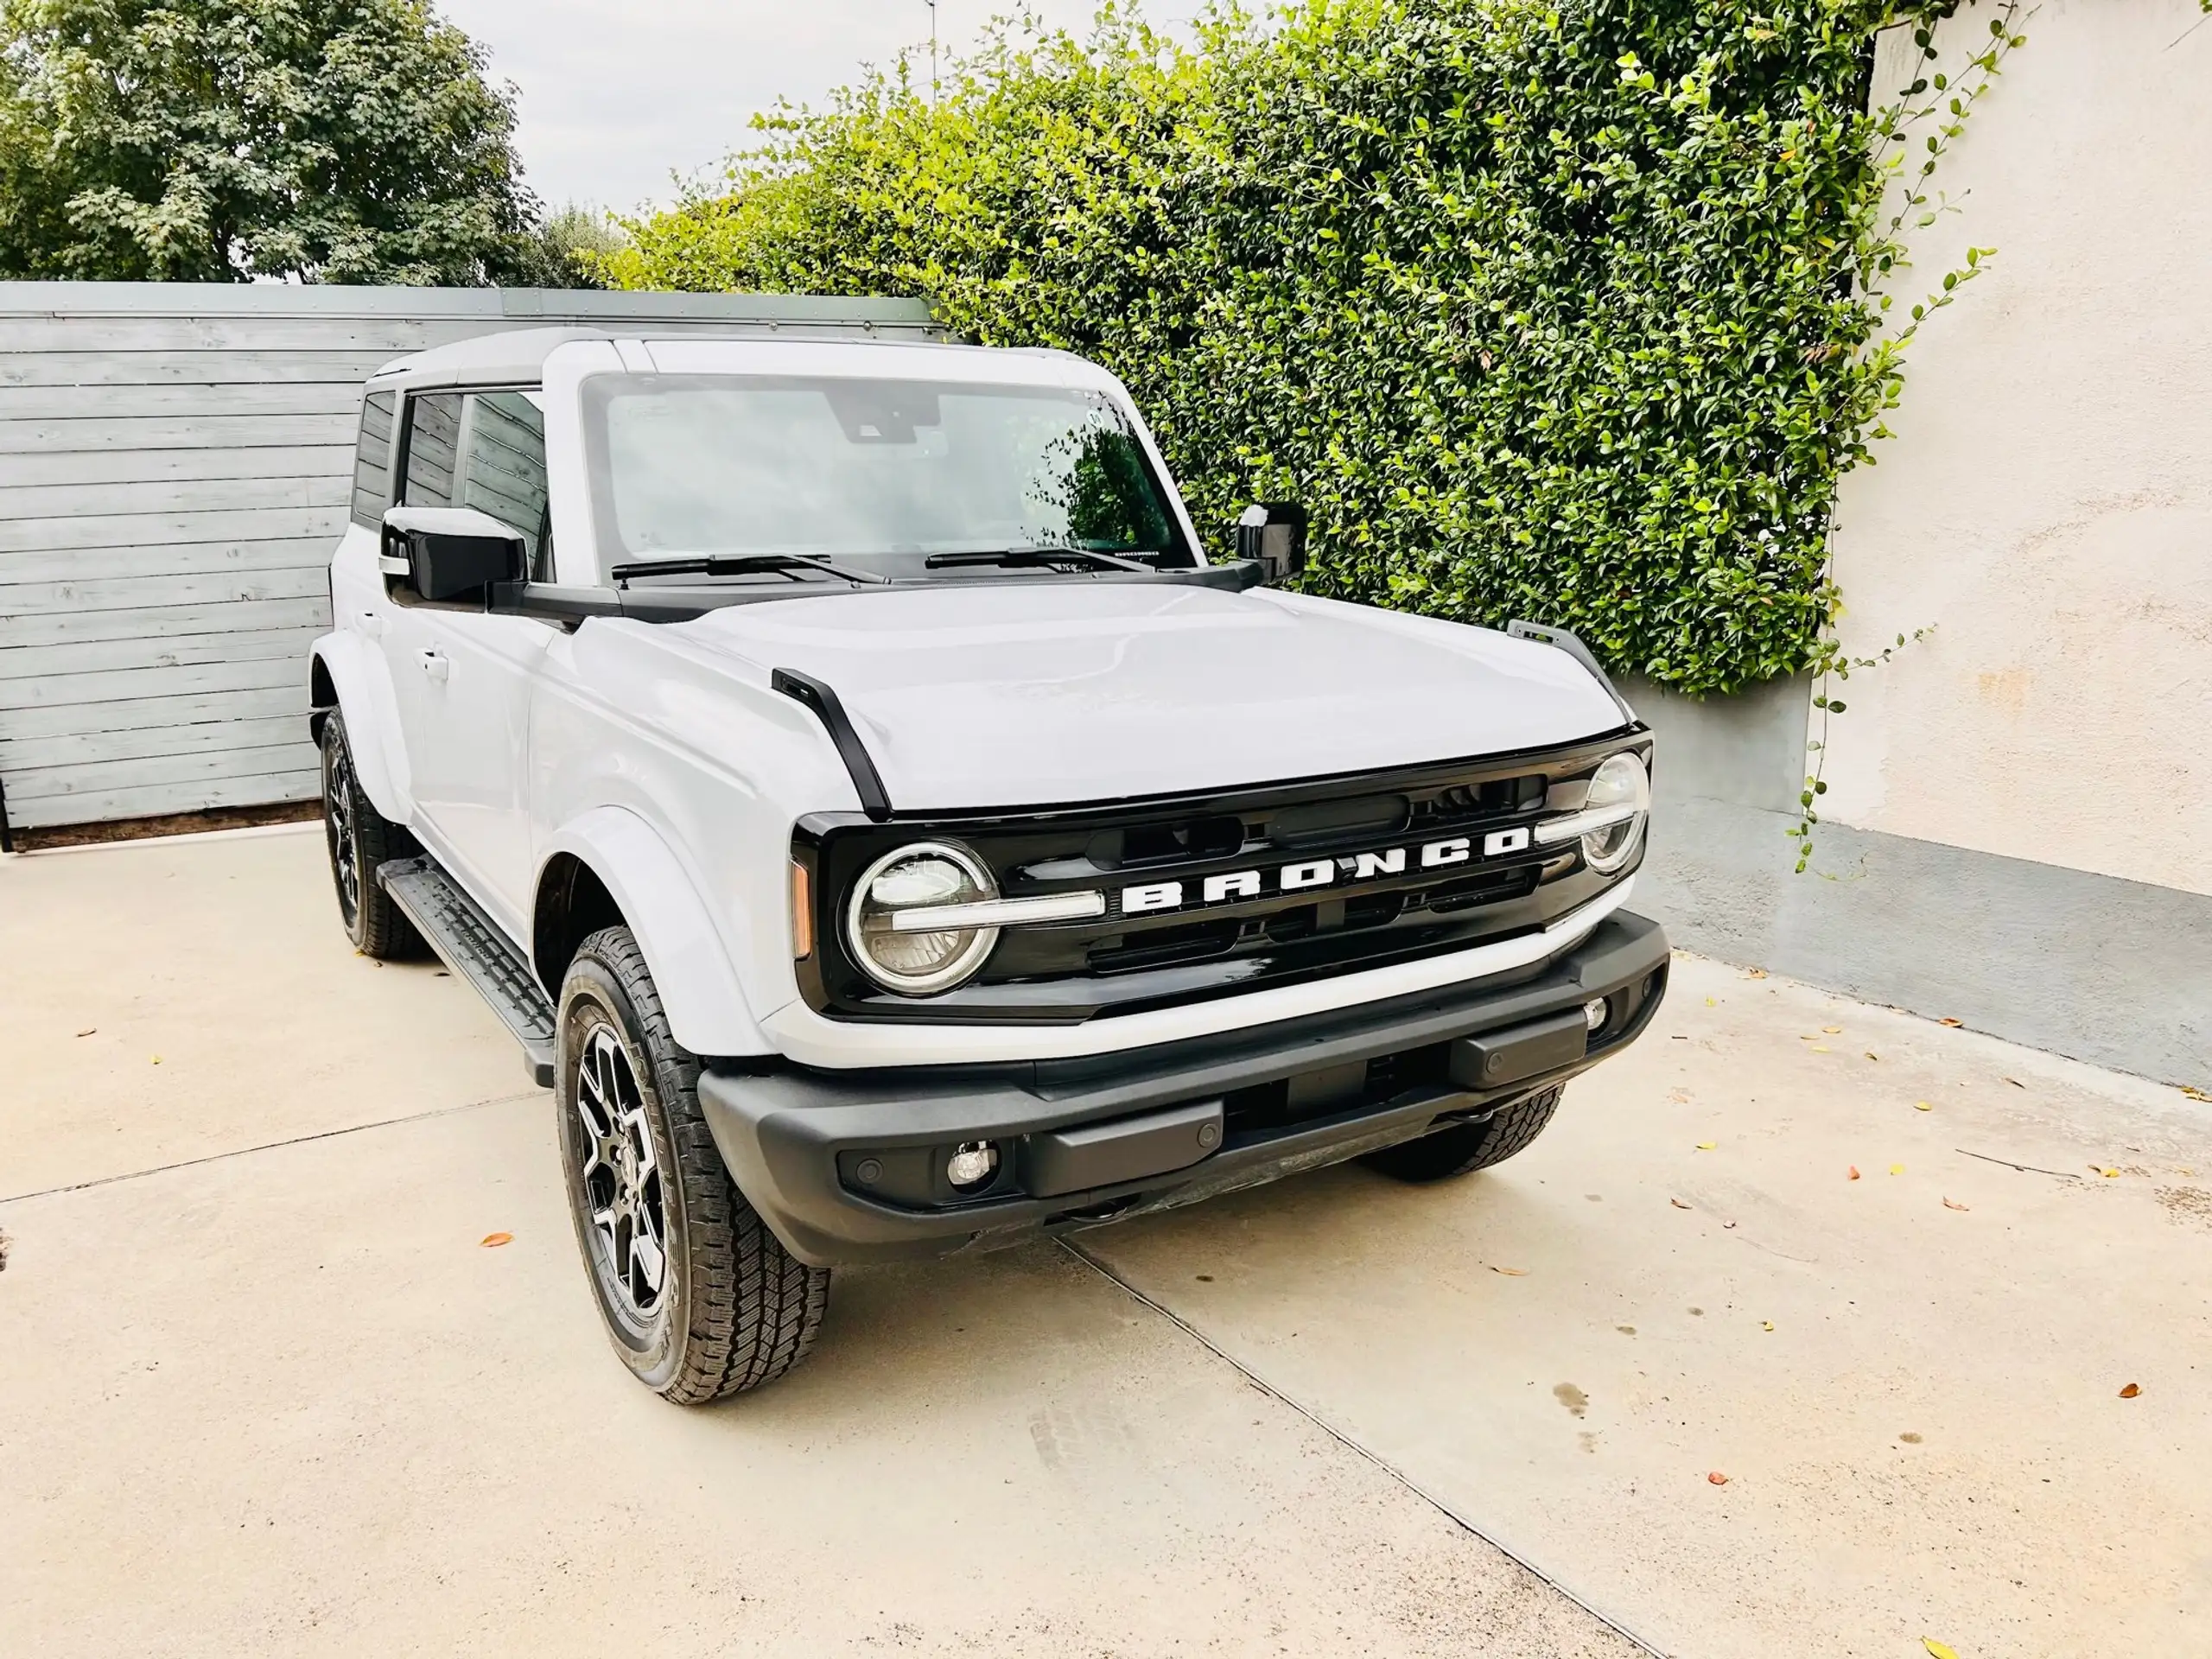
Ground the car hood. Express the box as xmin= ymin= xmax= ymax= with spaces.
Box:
xmin=678 ymin=580 xmax=1630 ymax=812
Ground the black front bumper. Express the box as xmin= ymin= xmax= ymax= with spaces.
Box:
xmin=701 ymin=912 xmax=1670 ymax=1267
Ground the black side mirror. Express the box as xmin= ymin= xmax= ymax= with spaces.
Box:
xmin=1236 ymin=502 xmax=1308 ymax=584
xmin=381 ymin=506 xmax=525 ymax=603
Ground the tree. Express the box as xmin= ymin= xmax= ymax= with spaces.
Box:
xmin=0 ymin=0 xmax=544 ymax=283
xmin=503 ymin=200 xmax=627 ymax=290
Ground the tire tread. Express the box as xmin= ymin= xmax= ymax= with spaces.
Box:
xmin=321 ymin=713 xmax=422 ymax=961
xmin=1361 ymin=1084 xmax=1567 ymax=1183
xmin=570 ymin=925 xmax=830 ymax=1404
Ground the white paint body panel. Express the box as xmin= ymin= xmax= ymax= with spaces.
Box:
xmin=322 ymin=334 xmax=1637 ymax=1065
xmin=678 ymin=582 xmax=1624 ymax=811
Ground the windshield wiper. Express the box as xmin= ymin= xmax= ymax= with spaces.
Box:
xmin=923 ymin=547 xmax=1156 ymax=574
xmin=610 ymin=554 xmax=886 ymax=586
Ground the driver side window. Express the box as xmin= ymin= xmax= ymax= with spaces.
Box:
xmin=403 ymin=390 xmax=553 ymax=582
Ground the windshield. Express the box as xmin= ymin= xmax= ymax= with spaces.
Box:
xmin=581 ymin=374 xmax=1193 ymax=575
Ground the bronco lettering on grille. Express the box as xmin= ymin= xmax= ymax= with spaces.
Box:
xmin=1116 ymin=828 xmax=1534 ymax=918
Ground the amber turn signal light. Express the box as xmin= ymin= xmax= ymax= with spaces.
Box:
xmin=790 ymin=859 xmax=813 ymax=960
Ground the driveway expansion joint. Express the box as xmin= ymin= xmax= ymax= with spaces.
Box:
xmin=1058 ymin=1236 xmax=1673 ymax=1659
xmin=0 ymin=1090 xmax=546 ymax=1207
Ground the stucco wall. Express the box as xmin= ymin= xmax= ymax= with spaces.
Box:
xmin=1821 ymin=0 xmax=2212 ymax=897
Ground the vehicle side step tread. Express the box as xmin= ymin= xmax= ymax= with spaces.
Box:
xmin=378 ymin=856 xmax=556 ymax=1088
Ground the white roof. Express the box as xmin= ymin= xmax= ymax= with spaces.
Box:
xmin=370 ymin=327 xmax=613 ymax=388
xmin=372 ymin=328 xmax=1102 ymax=392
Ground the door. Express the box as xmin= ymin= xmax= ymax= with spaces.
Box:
xmin=384 ymin=388 xmax=555 ymax=931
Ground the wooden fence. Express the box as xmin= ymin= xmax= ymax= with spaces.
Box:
xmin=0 ymin=284 xmax=938 ymax=836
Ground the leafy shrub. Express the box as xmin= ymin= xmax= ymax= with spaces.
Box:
xmin=607 ymin=0 xmax=1998 ymax=694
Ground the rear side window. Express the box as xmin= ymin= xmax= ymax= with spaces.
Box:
xmin=402 ymin=390 xmax=550 ymax=579
xmin=402 ymin=392 xmax=462 ymax=508
xmin=351 ymin=390 xmax=396 ymax=527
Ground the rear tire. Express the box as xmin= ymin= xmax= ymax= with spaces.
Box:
xmin=556 ymin=925 xmax=830 ymax=1403
xmin=320 ymin=711 xmax=422 ymax=960
xmin=1361 ymin=1084 xmax=1567 ymax=1183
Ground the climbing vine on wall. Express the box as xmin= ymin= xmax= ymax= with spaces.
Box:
xmin=1794 ymin=1 xmax=2024 ymax=868
xmin=603 ymin=0 xmax=2019 ymax=708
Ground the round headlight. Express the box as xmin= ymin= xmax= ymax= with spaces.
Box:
xmin=845 ymin=842 xmax=1000 ymax=995
xmin=1580 ymin=751 xmax=1650 ymax=874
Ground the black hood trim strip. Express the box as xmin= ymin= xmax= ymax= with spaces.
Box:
xmin=773 ymin=667 xmax=893 ymax=822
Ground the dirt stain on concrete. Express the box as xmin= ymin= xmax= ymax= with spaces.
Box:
xmin=2155 ymin=1185 xmax=2212 ymax=1230
xmin=1553 ymin=1382 xmax=1589 ymax=1419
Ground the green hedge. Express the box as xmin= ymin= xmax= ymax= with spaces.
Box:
xmin=607 ymin=0 xmax=1980 ymax=695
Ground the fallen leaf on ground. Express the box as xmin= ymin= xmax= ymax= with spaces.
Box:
xmin=1670 ymin=1198 xmax=1693 ymax=1210
xmin=1821 ymin=1025 xmax=1842 ymax=1034
xmin=1490 ymin=1265 xmax=1529 ymax=1276
xmin=480 ymin=1232 xmax=513 ymax=1248
xmin=1866 ymin=1051 xmax=1880 ymax=1060
xmin=1705 ymin=996 xmax=1716 ymax=1006
xmin=1745 ymin=968 xmax=1768 ymax=979
xmin=1707 ymin=1471 xmax=1730 ymax=1485
xmin=1915 ymin=1101 xmax=1933 ymax=1112
xmin=2119 ymin=1382 xmax=2140 ymax=1398
xmin=1668 ymin=1089 xmax=1690 ymax=1103
xmin=1809 ymin=1045 xmax=1831 ymax=1053
xmin=150 ymin=1055 xmax=162 ymax=1065
xmin=1890 ymin=1164 xmax=1905 ymax=1175
xmin=1942 ymin=1197 xmax=1970 ymax=1211
xmin=2178 ymin=1085 xmax=2209 ymax=1103
xmin=2003 ymin=1077 xmax=2025 ymax=1089
xmin=1940 ymin=1017 xmax=1963 ymax=1027
xmin=2097 ymin=1167 xmax=2120 ymax=1179
xmin=1761 ymin=1320 xmax=1775 ymax=1331
xmin=1923 ymin=1641 xmax=1959 ymax=1659
xmin=74 ymin=1027 xmax=96 ymax=1038
xmin=1848 ymin=1166 xmax=1861 ymax=1180
xmin=1723 ymin=1220 xmax=1738 ymax=1229
xmin=1696 ymin=1141 xmax=1717 ymax=1151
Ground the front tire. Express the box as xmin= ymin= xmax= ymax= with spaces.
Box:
xmin=556 ymin=925 xmax=830 ymax=1402
xmin=320 ymin=710 xmax=422 ymax=959
xmin=1361 ymin=1084 xmax=1567 ymax=1183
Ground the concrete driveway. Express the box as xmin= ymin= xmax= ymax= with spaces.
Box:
xmin=3 ymin=825 xmax=2207 ymax=1657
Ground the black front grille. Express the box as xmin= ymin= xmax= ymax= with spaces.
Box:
xmin=795 ymin=730 xmax=1648 ymax=1025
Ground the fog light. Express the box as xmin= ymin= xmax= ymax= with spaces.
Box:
xmin=946 ymin=1141 xmax=1000 ymax=1189
xmin=1583 ymin=997 xmax=1610 ymax=1033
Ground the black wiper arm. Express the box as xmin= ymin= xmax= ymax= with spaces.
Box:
xmin=923 ymin=546 xmax=1155 ymax=574
xmin=610 ymin=554 xmax=886 ymax=586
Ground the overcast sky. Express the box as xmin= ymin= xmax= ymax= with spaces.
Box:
xmin=435 ymin=0 xmax=1211 ymax=218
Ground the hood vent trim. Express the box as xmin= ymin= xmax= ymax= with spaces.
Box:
xmin=772 ymin=667 xmax=893 ymax=822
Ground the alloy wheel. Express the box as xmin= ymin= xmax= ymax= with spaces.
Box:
xmin=325 ymin=736 xmax=360 ymax=925
xmin=575 ymin=1023 xmax=669 ymax=1320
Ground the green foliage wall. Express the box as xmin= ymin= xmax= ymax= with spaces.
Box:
xmin=607 ymin=0 xmax=1999 ymax=694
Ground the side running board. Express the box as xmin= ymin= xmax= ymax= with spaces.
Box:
xmin=378 ymin=856 xmax=556 ymax=1088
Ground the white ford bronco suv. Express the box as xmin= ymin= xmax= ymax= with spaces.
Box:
xmin=310 ymin=326 xmax=1668 ymax=1402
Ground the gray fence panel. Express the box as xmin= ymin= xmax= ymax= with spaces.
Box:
xmin=0 ymin=282 xmax=940 ymax=834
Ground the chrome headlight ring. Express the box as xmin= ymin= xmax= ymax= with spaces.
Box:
xmin=1532 ymin=749 xmax=1649 ymax=875
xmin=844 ymin=840 xmax=1002 ymax=996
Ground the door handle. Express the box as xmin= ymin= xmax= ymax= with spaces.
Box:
xmin=418 ymin=649 xmax=449 ymax=683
